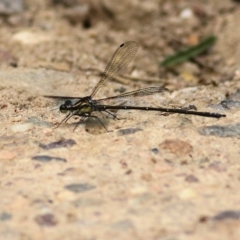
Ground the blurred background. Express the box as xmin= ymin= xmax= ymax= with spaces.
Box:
xmin=1 ymin=0 xmax=239 ymax=91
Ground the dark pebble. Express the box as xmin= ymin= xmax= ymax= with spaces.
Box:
xmin=114 ymin=87 xmax=127 ymax=94
xmin=199 ymin=215 xmax=208 ymax=223
xmin=0 ymin=212 xmax=12 ymax=221
xmin=213 ymin=210 xmax=240 ymax=221
xmin=198 ymin=124 xmax=240 ymax=138
xmin=39 ymin=139 xmax=76 ymax=150
xmin=185 ymin=175 xmax=199 ymax=183
xmin=35 ymin=213 xmax=57 ymax=227
xmin=151 ymin=148 xmax=159 ymax=154
xmin=65 ymin=183 xmax=95 ymax=193
xmin=32 ymin=155 xmax=67 ymax=162
xmin=210 ymin=89 xmax=240 ymax=110
xmin=117 ymin=128 xmax=143 ymax=136
xmin=220 ymin=100 xmax=240 ymax=109
xmin=183 ymin=104 xmax=198 ymax=111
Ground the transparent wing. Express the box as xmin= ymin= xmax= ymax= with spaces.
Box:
xmin=96 ymin=87 xmax=168 ymax=103
xmin=90 ymin=41 xmax=139 ymax=97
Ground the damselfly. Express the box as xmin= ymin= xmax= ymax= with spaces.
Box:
xmin=45 ymin=41 xmax=226 ymax=131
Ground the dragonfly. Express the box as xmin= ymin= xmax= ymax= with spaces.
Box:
xmin=45 ymin=41 xmax=226 ymax=131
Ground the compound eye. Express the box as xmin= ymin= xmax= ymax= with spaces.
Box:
xmin=59 ymin=100 xmax=72 ymax=113
xmin=60 ymin=104 xmax=67 ymax=113
xmin=65 ymin=100 xmax=72 ymax=107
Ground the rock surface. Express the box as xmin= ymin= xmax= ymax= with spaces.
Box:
xmin=0 ymin=1 xmax=240 ymax=240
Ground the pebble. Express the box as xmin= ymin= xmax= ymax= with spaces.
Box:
xmin=151 ymin=148 xmax=159 ymax=154
xmin=0 ymin=0 xmax=24 ymax=15
xmin=0 ymin=150 xmax=16 ymax=160
xmin=35 ymin=213 xmax=57 ymax=227
xmin=213 ymin=210 xmax=240 ymax=221
xmin=180 ymin=8 xmax=194 ymax=19
xmin=10 ymin=123 xmax=33 ymax=133
xmin=220 ymin=100 xmax=240 ymax=109
xmin=12 ymin=31 xmax=52 ymax=45
xmin=39 ymin=139 xmax=76 ymax=150
xmin=117 ymin=128 xmax=143 ymax=136
xmin=0 ymin=212 xmax=12 ymax=221
xmin=178 ymin=188 xmax=197 ymax=200
xmin=185 ymin=175 xmax=199 ymax=183
xmin=65 ymin=183 xmax=96 ymax=193
xmin=198 ymin=124 xmax=240 ymax=138
xmin=32 ymin=155 xmax=67 ymax=163
xmin=159 ymin=139 xmax=193 ymax=157
xmin=42 ymin=128 xmax=54 ymax=135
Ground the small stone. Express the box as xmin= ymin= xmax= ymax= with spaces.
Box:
xmin=11 ymin=123 xmax=33 ymax=133
xmin=32 ymin=155 xmax=67 ymax=163
xmin=65 ymin=183 xmax=95 ymax=193
xmin=180 ymin=8 xmax=194 ymax=19
xmin=185 ymin=175 xmax=199 ymax=183
xmin=12 ymin=31 xmax=52 ymax=45
xmin=198 ymin=124 xmax=240 ymax=138
xmin=0 ymin=150 xmax=16 ymax=160
xmin=151 ymin=148 xmax=159 ymax=154
xmin=141 ymin=173 xmax=153 ymax=181
xmin=213 ymin=210 xmax=240 ymax=221
xmin=159 ymin=139 xmax=193 ymax=157
xmin=179 ymin=188 xmax=197 ymax=200
xmin=0 ymin=212 xmax=12 ymax=221
xmin=220 ymin=100 xmax=240 ymax=109
xmin=42 ymin=128 xmax=54 ymax=135
xmin=39 ymin=139 xmax=76 ymax=150
xmin=117 ymin=128 xmax=143 ymax=136
xmin=35 ymin=213 xmax=57 ymax=227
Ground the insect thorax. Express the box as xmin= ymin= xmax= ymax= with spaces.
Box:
xmin=77 ymin=103 xmax=92 ymax=114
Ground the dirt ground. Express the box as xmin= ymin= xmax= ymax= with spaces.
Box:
xmin=1 ymin=0 xmax=240 ymax=239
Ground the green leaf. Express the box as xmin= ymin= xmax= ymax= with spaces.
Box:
xmin=160 ymin=36 xmax=217 ymax=67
